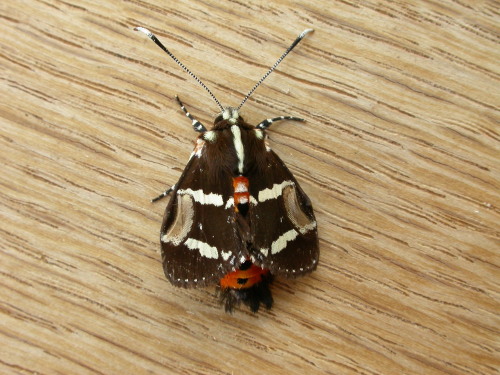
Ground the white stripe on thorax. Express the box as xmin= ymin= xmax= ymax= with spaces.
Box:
xmin=231 ymin=125 xmax=244 ymax=174
xmin=177 ymin=188 xmax=224 ymax=206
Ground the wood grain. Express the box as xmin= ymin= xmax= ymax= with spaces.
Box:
xmin=1 ymin=0 xmax=498 ymax=374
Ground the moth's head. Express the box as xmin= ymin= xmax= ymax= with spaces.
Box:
xmin=213 ymin=107 xmax=244 ymax=127
xmin=221 ymin=107 xmax=239 ymax=124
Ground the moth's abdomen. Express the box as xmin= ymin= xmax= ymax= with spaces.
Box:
xmin=232 ymin=176 xmax=250 ymax=215
xmin=219 ymin=262 xmax=269 ymax=289
xmin=218 ymin=260 xmax=274 ymax=313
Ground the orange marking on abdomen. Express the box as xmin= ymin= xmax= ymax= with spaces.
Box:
xmin=233 ymin=176 xmax=249 ymax=210
xmin=220 ymin=264 xmax=270 ymax=289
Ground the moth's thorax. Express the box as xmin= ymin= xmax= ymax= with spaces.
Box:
xmin=198 ymin=117 xmax=267 ymax=177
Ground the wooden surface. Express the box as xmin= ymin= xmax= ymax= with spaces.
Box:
xmin=1 ymin=1 xmax=498 ymax=374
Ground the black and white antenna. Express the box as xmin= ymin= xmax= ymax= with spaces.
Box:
xmin=134 ymin=27 xmax=313 ymax=113
xmin=134 ymin=27 xmax=224 ymax=112
xmin=237 ymin=29 xmax=313 ymax=111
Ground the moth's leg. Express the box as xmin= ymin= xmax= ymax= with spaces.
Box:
xmin=175 ymin=96 xmax=207 ymax=132
xmin=152 ymin=185 xmax=175 ymax=203
xmin=256 ymin=116 xmax=304 ymax=130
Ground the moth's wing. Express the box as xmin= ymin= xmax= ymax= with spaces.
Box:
xmin=248 ymin=150 xmax=319 ymax=277
xmin=160 ymin=149 xmax=245 ymax=288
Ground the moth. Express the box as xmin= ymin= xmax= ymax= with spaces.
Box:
xmin=135 ymin=27 xmax=319 ymax=312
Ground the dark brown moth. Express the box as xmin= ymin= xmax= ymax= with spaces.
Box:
xmin=135 ymin=27 xmax=318 ymax=312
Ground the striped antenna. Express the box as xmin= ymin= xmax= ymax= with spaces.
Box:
xmin=135 ymin=27 xmax=313 ymax=114
xmin=237 ymin=29 xmax=314 ymax=111
xmin=134 ymin=27 xmax=224 ymax=112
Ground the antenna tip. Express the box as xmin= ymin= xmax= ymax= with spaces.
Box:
xmin=300 ymin=29 xmax=314 ymax=38
xmin=134 ymin=26 xmax=153 ymax=38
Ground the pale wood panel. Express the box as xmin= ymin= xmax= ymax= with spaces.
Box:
xmin=0 ymin=0 xmax=498 ymax=374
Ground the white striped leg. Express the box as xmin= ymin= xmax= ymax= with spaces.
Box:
xmin=152 ymin=185 xmax=175 ymax=203
xmin=175 ymin=96 xmax=207 ymax=132
xmin=256 ymin=116 xmax=304 ymax=130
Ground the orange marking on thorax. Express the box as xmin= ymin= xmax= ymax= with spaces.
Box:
xmin=220 ymin=264 xmax=269 ymax=289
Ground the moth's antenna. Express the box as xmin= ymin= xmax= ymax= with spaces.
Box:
xmin=237 ymin=29 xmax=314 ymax=111
xmin=135 ymin=27 xmax=224 ymax=112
